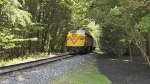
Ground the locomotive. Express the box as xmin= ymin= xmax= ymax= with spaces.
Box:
xmin=66 ymin=29 xmax=96 ymax=54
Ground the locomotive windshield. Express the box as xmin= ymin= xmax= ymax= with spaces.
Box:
xmin=69 ymin=29 xmax=86 ymax=34
xmin=76 ymin=29 xmax=85 ymax=34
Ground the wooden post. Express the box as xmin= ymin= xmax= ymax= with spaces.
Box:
xmin=146 ymin=32 xmax=150 ymax=56
xmin=129 ymin=41 xmax=133 ymax=62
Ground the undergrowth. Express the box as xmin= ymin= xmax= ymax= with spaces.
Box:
xmin=0 ymin=52 xmax=48 ymax=67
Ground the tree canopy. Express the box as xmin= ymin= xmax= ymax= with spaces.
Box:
xmin=0 ymin=0 xmax=150 ymax=65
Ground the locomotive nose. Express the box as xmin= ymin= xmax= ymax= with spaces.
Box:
xmin=72 ymin=33 xmax=77 ymax=38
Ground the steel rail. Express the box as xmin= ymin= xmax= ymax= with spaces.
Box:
xmin=0 ymin=54 xmax=74 ymax=75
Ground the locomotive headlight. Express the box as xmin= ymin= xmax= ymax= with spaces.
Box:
xmin=80 ymin=37 xmax=84 ymax=40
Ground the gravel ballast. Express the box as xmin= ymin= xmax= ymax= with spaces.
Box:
xmin=1 ymin=52 xmax=150 ymax=84
xmin=0 ymin=54 xmax=94 ymax=84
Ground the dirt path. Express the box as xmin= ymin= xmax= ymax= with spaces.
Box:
xmin=93 ymin=53 xmax=150 ymax=84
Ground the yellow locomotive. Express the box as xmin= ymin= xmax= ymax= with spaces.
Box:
xmin=66 ymin=29 xmax=96 ymax=54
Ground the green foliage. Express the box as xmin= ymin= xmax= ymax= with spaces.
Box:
xmin=87 ymin=21 xmax=101 ymax=50
xmin=136 ymin=14 xmax=150 ymax=32
xmin=100 ymin=25 xmax=127 ymax=56
xmin=0 ymin=0 xmax=9 ymax=4
xmin=110 ymin=6 xmax=122 ymax=16
xmin=0 ymin=0 xmax=32 ymax=28
xmin=0 ymin=0 xmax=32 ymax=50
xmin=68 ymin=0 xmax=92 ymax=28
xmin=86 ymin=0 xmax=149 ymax=57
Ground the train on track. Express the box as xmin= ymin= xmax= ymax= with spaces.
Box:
xmin=66 ymin=29 xmax=96 ymax=54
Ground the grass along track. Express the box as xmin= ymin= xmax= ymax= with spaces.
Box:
xmin=0 ymin=53 xmax=61 ymax=67
xmin=51 ymin=61 xmax=111 ymax=84
xmin=0 ymin=53 xmax=73 ymax=75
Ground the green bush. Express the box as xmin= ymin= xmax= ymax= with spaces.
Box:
xmin=100 ymin=24 xmax=128 ymax=57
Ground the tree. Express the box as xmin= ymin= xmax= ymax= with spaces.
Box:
xmin=86 ymin=0 xmax=150 ymax=65
xmin=0 ymin=0 xmax=32 ymax=58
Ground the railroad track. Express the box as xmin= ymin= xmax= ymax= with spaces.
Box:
xmin=0 ymin=53 xmax=74 ymax=75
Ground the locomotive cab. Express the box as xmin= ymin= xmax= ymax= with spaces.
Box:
xmin=66 ymin=30 xmax=86 ymax=54
xmin=66 ymin=29 xmax=95 ymax=54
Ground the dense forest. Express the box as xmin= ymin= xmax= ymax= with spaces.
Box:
xmin=0 ymin=0 xmax=150 ymax=65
